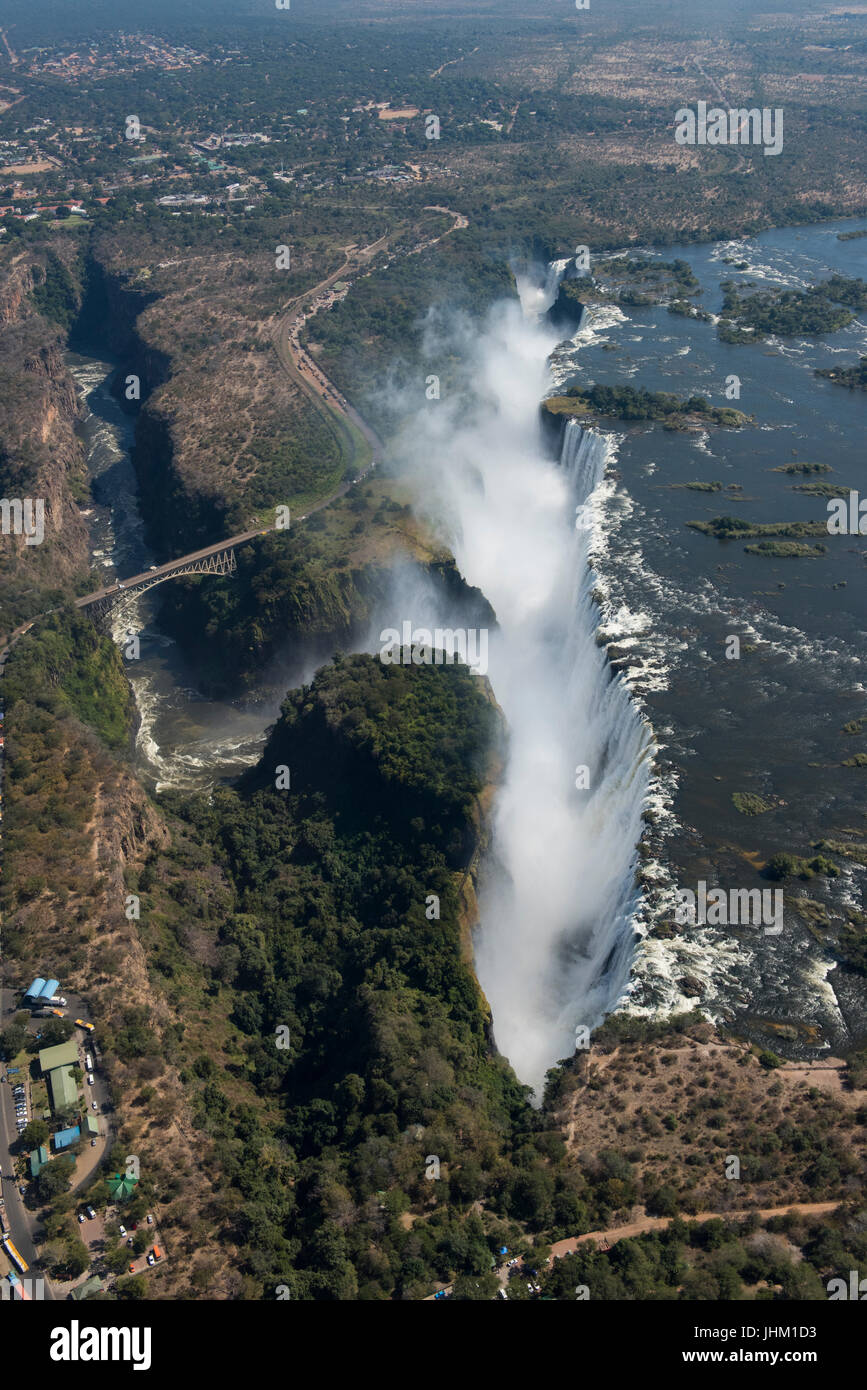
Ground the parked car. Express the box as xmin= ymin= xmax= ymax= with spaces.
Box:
xmin=90 ymin=1139 xmax=96 ymax=1147
xmin=146 ymin=1215 xmax=154 ymax=1225
xmin=78 ymin=1213 xmax=86 ymax=1223
xmin=127 ymin=1238 xmax=133 ymax=1247
xmin=128 ymin=1263 xmax=135 ymax=1273
xmin=87 ymin=1076 xmax=94 ymax=1086
xmin=118 ymin=1225 xmax=126 ymax=1236
xmin=86 ymin=1206 xmax=96 ymax=1219
xmin=146 ymin=1254 xmax=155 ymax=1266
xmin=91 ymin=1101 xmax=98 ymax=1111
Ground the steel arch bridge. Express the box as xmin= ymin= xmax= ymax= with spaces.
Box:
xmin=77 ymin=546 xmax=238 ymax=625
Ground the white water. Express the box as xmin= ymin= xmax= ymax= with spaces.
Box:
xmin=403 ymin=268 xmax=655 ymax=1094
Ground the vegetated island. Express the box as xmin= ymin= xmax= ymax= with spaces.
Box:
xmin=546 ymin=257 xmax=702 ymax=330
xmin=771 ymin=462 xmax=832 ymax=475
xmin=688 ymin=515 xmax=829 ymax=557
xmin=732 ymin=792 xmax=773 ymax=815
xmin=542 ymin=384 xmax=750 ymax=430
xmin=744 ymin=541 xmax=828 ymax=558
xmin=591 ymin=255 xmax=701 ymax=306
xmin=790 ymin=481 xmax=852 ymax=498
xmin=837 ymin=228 xmax=867 ymax=241
xmin=765 ymin=851 xmax=839 ymax=880
xmin=717 ymin=275 xmax=867 ymax=343
xmin=815 ymin=356 xmax=867 ymax=391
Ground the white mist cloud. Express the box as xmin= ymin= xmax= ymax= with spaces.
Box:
xmin=389 ymin=273 xmax=653 ymax=1096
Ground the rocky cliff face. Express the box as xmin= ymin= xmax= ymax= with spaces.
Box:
xmin=546 ymin=276 xmax=590 ymax=334
xmin=0 ymin=249 xmax=91 ymax=631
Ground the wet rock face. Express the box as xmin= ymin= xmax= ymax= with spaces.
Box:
xmin=545 ymin=278 xmax=590 ymax=334
xmin=678 ymin=975 xmax=706 ymax=999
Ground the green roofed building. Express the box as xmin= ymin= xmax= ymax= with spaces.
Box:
xmin=38 ymin=1040 xmax=79 ymax=1073
xmin=107 ymin=1172 xmax=139 ymax=1202
xmin=71 ymin=1275 xmax=104 ymax=1301
xmin=47 ymin=1065 xmax=78 ymax=1112
xmin=28 ymin=1144 xmax=50 ymax=1177
xmin=85 ymin=1113 xmax=99 ymax=1138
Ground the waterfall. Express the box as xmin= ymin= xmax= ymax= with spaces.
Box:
xmin=474 ymin=413 xmax=654 ymax=1094
xmin=544 ymin=256 xmax=572 ymax=304
xmin=403 ymin=272 xmax=654 ymax=1095
xmin=516 ymin=256 xmax=571 ymax=318
xmin=560 ymin=417 xmax=607 ymax=498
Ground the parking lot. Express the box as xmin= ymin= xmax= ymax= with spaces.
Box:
xmin=72 ymin=1205 xmax=166 ymax=1289
xmin=11 ymin=1079 xmax=28 ymax=1137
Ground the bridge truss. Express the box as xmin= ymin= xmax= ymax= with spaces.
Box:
xmin=83 ymin=547 xmax=237 ymax=625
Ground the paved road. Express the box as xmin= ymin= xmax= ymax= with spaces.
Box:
xmin=1 ymin=206 xmax=469 ymax=657
xmin=0 ymin=983 xmax=114 ymax=1298
xmin=0 ymin=989 xmax=55 ymax=1298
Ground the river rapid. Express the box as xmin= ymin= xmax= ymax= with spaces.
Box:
xmin=68 ymin=351 xmax=274 ymax=792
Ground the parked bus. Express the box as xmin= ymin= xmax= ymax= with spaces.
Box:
xmin=2 ymin=1238 xmax=28 ymax=1275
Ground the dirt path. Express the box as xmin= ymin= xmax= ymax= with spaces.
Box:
xmin=430 ymin=46 xmax=479 ymax=79
xmin=546 ymin=1199 xmax=842 ymax=1265
xmin=424 ymin=1200 xmax=842 ymax=1299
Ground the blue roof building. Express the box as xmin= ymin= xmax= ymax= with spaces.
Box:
xmin=53 ymin=1125 xmax=81 ymax=1150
